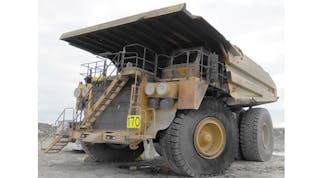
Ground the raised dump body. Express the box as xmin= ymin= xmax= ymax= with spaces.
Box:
xmin=60 ymin=3 xmax=277 ymax=107
xmin=42 ymin=4 xmax=279 ymax=177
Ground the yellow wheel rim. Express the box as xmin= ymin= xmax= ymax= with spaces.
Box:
xmin=193 ymin=117 xmax=226 ymax=159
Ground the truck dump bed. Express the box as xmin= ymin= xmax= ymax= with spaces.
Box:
xmin=60 ymin=4 xmax=231 ymax=55
xmin=61 ymin=3 xmax=278 ymax=106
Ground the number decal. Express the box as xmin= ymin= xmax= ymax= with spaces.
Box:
xmin=127 ymin=115 xmax=141 ymax=128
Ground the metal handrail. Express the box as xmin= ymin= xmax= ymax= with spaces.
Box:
xmin=97 ymin=44 xmax=158 ymax=76
xmin=81 ymin=43 xmax=227 ymax=89
xmin=80 ymin=54 xmax=120 ymax=78
xmin=53 ymin=107 xmax=74 ymax=134
xmin=40 ymin=107 xmax=75 ymax=150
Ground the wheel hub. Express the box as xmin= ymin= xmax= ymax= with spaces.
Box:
xmin=262 ymin=122 xmax=270 ymax=149
xmin=193 ymin=117 xmax=226 ymax=159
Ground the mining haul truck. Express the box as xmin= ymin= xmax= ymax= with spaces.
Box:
xmin=42 ymin=4 xmax=278 ymax=176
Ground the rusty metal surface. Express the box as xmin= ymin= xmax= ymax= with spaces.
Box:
xmin=60 ymin=3 xmax=231 ymax=55
xmin=177 ymin=77 xmax=208 ymax=109
xmin=225 ymin=47 xmax=278 ymax=106
xmin=146 ymin=108 xmax=176 ymax=134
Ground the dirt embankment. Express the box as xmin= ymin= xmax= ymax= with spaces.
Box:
xmin=274 ymin=128 xmax=285 ymax=152
xmin=38 ymin=123 xmax=54 ymax=138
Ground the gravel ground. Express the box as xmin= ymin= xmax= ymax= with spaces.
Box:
xmin=38 ymin=128 xmax=284 ymax=178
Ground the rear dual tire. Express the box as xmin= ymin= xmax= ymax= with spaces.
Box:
xmin=232 ymin=108 xmax=245 ymax=160
xmin=240 ymin=108 xmax=274 ymax=161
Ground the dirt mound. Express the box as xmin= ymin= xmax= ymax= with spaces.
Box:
xmin=274 ymin=128 xmax=284 ymax=152
xmin=38 ymin=123 xmax=54 ymax=138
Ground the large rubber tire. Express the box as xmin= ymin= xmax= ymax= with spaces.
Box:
xmin=232 ymin=108 xmax=246 ymax=160
xmin=153 ymin=142 xmax=162 ymax=156
xmin=158 ymin=130 xmax=183 ymax=174
xmin=160 ymin=99 xmax=238 ymax=176
xmin=80 ymin=142 xmax=144 ymax=162
xmin=240 ymin=108 xmax=274 ymax=162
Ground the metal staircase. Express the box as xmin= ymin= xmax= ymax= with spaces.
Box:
xmin=80 ymin=75 xmax=129 ymax=128
xmin=43 ymin=135 xmax=70 ymax=153
xmin=41 ymin=108 xmax=75 ymax=153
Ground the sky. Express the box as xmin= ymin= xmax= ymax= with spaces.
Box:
xmin=39 ymin=0 xmax=284 ymax=127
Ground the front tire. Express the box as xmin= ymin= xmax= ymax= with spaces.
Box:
xmin=160 ymin=99 xmax=238 ymax=176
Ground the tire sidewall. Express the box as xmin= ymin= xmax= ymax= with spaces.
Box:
xmin=257 ymin=109 xmax=274 ymax=161
xmin=177 ymin=104 xmax=236 ymax=174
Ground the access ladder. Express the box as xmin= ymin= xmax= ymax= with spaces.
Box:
xmin=80 ymin=74 xmax=129 ymax=128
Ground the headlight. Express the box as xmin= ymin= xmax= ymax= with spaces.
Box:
xmin=74 ymin=88 xmax=81 ymax=98
xmin=156 ymin=82 xmax=168 ymax=95
xmin=144 ymin=83 xmax=155 ymax=96
xmin=82 ymin=87 xmax=89 ymax=97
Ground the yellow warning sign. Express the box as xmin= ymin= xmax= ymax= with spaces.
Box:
xmin=126 ymin=115 xmax=141 ymax=128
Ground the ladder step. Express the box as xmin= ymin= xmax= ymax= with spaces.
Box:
xmin=53 ymin=144 xmax=67 ymax=147
xmin=59 ymin=139 xmax=69 ymax=142
xmin=52 ymin=146 xmax=64 ymax=149
xmin=56 ymin=142 xmax=67 ymax=144
xmin=103 ymin=98 xmax=113 ymax=101
xmin=97 ymin=109 xmax=105 ymax=112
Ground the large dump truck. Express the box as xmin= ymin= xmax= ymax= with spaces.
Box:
xmin=43 ymin=4 xmax=278 ymax=176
